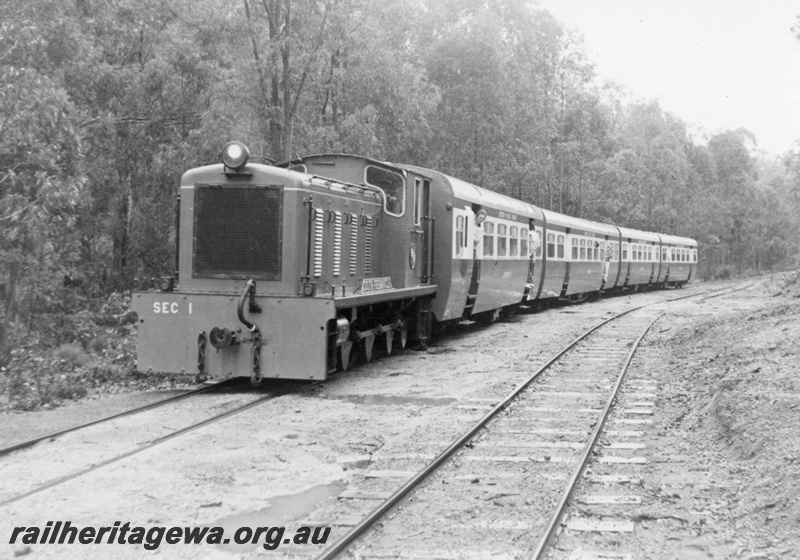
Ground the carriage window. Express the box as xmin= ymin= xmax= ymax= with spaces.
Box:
xmin=536 ymin=231 xmax=543 ymax=257
xmin=366 ymin=165 xmax=405 ymax=217
xmin=598 ymin=241 xmax=605 ymax=261
xmin=614 ymin=242 xmax=619 ymax=261
xmin=455 ymin=216 xmax=466 ymax=256
xmin=572 ymin=238 xmax=579 ymax=260
xmin=497 ymin=224 xmax=507 ymax=257
xmin=579 ymin=239 xmax=586 ymax=260
xmin=509 ymin=226 xmax=518 ymax=257
xmin=632 ymin=245 xmax=638 ymax=261
xmin=557 ymin=235 xmax=565 ymax=259
xmin=547 ymin=233 xmax=555 ymax=258
xmin=622 ymin=243 xmax=628 ymax=260
xmin=648 ymin=246 xmax=653 ymax=261
xmin=521 ymin=228 xmax=529 ymax=256
xmin=662 ymin=247 xmax=667 ymax=262
xmin=483 ymin=221 xmax=495 ymax=257
xmin=693 ymin=249 xmax=698 ymax=262
xmin=638 ymin=245 xmax=643 ymax=261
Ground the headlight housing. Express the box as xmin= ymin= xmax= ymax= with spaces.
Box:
xmin=221 ymin=141 xmax=249 ymax=170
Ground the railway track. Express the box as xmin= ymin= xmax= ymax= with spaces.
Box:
xmin=251 ymin=281 xmax=747 ymax=559
xmin=0 ymin=380 xmax=312 ymax=508
xmin=0 ymin=379 xmax=242 ymax=458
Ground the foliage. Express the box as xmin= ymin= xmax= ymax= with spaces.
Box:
xmin=1 ymin=0 xmax=799 ymax=407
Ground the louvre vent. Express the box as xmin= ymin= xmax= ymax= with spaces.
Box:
xmin=349 ymin=213 xmax=358 ymax=276
xmin=314 ymin=208 xmax=324 ymax=278
xmin=333 ymin=211 xmax=342 ymax=277
xmin=364 ymin=216 xmax=372 ymax=275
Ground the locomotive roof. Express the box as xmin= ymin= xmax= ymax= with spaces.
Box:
xmin=181 ymin=162 xmax=309 ymax=186
xmin=276 ymin=153 xmax=405 ymax=174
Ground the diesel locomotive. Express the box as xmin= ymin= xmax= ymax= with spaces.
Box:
xmin=131 ymin=142 xmax=697 ymax=384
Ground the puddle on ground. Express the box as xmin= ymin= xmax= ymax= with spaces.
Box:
xmin=332 ymin=394 xmax=457 ymax=407
xmin=213 ymin=481 xmax=346 ymax=553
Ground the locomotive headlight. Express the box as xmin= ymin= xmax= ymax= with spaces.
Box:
xmin=222 ymin=141 xmax=249 ymax=170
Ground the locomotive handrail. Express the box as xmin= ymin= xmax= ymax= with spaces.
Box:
xmin=237 ymin=279 xmax=260 ymax=332
xmin=309 ymin=175 xmax=383 ymax=198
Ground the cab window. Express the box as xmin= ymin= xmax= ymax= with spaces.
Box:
xmin=366 ymin=165 xmax=405 ymax=217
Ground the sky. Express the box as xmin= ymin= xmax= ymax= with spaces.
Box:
xmin=537 ymin=0 xmax=800 ymax=156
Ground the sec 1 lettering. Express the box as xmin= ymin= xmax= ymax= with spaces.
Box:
xmin=153 ymin=302 xmax=179 ymax=314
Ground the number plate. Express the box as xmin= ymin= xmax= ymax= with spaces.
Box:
xmin=361 ymin=277 xmax=393 ymax=293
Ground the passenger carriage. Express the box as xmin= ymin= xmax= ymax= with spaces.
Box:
xmin=396 ymin=164 xmax=539 ymax=324
xmin=617 ymin=226 xmax=661 ymax=289
xmin=659 ymin=234 xmax=698 ymax=287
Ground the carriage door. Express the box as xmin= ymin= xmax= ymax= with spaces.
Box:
xmin=413 ymin=178 xmax=432 ymax=283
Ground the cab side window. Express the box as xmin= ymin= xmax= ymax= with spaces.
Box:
xmin=366 ymin=166 xmax=405 ymax=216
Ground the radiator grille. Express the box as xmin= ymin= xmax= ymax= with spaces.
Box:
xmin=193 ymin=184 xmax=282 ymax=279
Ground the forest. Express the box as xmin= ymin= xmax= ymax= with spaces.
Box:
xmin=2 ymin=0 xmax=800 ymax=407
